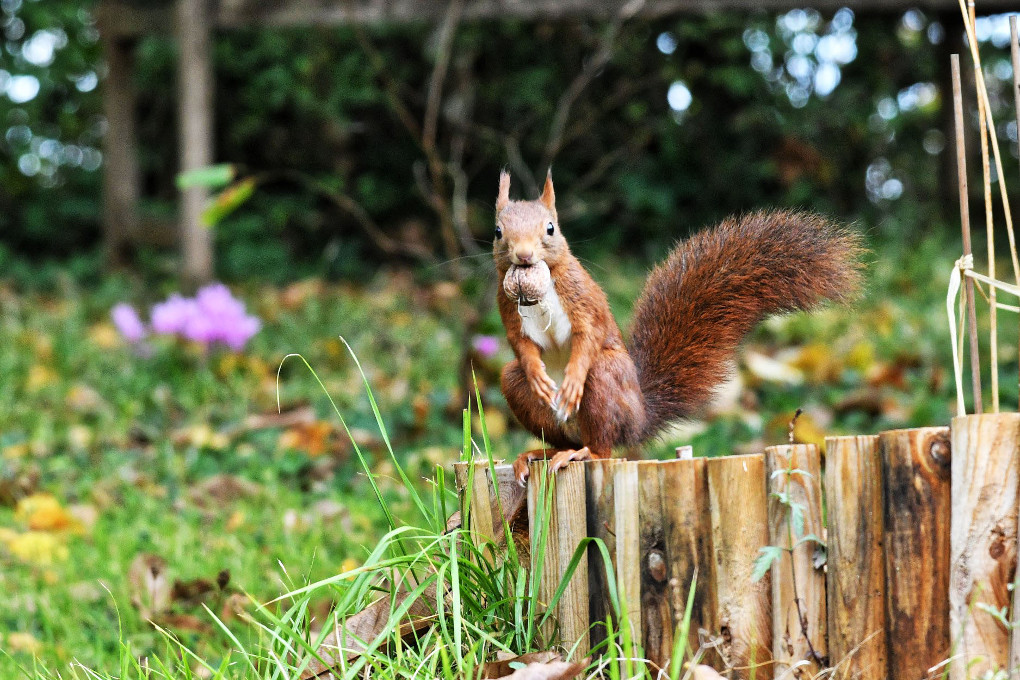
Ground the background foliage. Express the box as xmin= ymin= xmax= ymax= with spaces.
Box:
xmin=3 ymin=1 xmax=1018 ymax=282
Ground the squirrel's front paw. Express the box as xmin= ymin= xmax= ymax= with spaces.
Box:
xmin=512 ymin=454 xmax=532 ymax=486
xmin=527 ymin=370 xmax=557 ymax=407
xmin=553 ymin=375 xmax=584 ymax=421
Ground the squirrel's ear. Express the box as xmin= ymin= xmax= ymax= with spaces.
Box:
xmin=539 ymin=169 xmax=556 ymax=217
xmin=496 ymin=171 xmax=511 ymax=213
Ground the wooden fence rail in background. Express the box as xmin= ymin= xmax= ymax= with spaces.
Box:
xmin=457 ymin=413 xmax=1020 ymax=679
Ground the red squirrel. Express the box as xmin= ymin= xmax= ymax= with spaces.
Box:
xmin=493 ymin=170 xmax=863 ymax=482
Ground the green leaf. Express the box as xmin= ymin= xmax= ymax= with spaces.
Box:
xmin=791 ymin=502 xmax=805 ymax=538
xmin=771 ymin=467 xmax=814 ymax=480
xmin=176 ymin=164 xmax=236 ymax=190
xmin=795 ymin=533 xmax=824 ymax=548
xmin=751 ymin=546 xmax=783 ymax=582
xmin=202 ymin=178 xmax=257 ymax=227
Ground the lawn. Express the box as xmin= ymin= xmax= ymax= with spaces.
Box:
xmin=0 ymin=236 xmax=985 ymax=677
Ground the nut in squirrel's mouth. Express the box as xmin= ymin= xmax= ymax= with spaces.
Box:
xmin=504 ymin=261 xmax=551 ymax=307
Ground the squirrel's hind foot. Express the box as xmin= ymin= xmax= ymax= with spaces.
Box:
xmin=548 ymin=446 xmax=593 ymax=473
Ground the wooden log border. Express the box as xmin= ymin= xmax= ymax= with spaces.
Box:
xmin=453 ymin=416 xmax=1020 ymax=677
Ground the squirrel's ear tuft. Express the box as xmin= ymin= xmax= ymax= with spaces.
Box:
xmin=496 ymin=171 xmax=511 ymax=213
xmin=539 ymin=169 xmax=556 ymax=217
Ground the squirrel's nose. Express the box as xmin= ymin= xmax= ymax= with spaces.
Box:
xmin=515 ymin=250 xmax=535 ymax=265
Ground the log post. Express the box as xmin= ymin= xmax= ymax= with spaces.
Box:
xmin=614 ymin=461 xmax=642 ymax=653
xmin=949 ymin=415 xmax=1020 ymax=679
xmin=528 ymin=461 xmax=590 ymax=658
xmin=660 ymin=458 xmax=718 ymax=664
xmin=765 ymin=444 xmax=826 ymax=678
xmin=823 ymin=435 xmax=888 ymax=680
xmin=639 ymin=461 xmax=672 ymax=669
xmin=176 ymin=0 xmax=215 ymax=286
xmin=880 ymin=427 xmax=952 ymax=680
xmin=585 ymin=458 xmax=622 ymax=652
xmin=707 ymin=454 xmax=772 ymax=680
xmin=452 ymin=461 xmax=526 ymax=548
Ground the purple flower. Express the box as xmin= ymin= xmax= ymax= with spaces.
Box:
xmin=151 ymin=294 xmax=197 ymax=335
xmin=111 ymin=303 xmax=147 ymax=343
xmin=148 ymin=284 xmax=262 ymax=351
xmin=196 ymin=283 xmax=246 ymax=320
xmin=220 ymin=314 xmax=262 ymax=351
xmin=471 ymin=335 xmax=500 ymax=359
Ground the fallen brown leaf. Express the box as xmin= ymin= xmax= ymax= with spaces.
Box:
xmin=240 ymin=406 xmax=317 ymax=432
xmin=278 ymin=421 xmax=337 ymax=458
xmin=186 ymin=474 xmax=260 ymax=510
xmin=687 ymin=664 xmax=728 ymax=680
xmin=155 ymin=612 xmax=211 ymax=634
xmin=500 ymin=660 xmax=586 ymax=680
xmin=300 ymin=580 xmax=438 ymax=679
xmin=128 ymin=553 xmax=172 ymax=620
xmin=483 ymin=651 xmax=561 ymax=678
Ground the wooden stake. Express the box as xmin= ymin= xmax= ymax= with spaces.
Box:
xmin=529 ymin=461 xmax=560 ymax=646
xmin=660 ymin=458 xmax=718 ymax=664
xmin=976 ymin=42 xmax=999 ymax=413
xmin=952 ymin=53 xmax=983 ymax=414
xmin=879 ymin=427 xmax=952 ymax=680
xmin=949 ymin=414 xmax=1020 ymax=680
xmin=465 ymin=461 xmax=495 ymax=543
xmin=765 ymin=444 xmax=826 ymax=678
xmin=823 ymin=435 xmax=888 ymax=680
xmin=613 ymin=461 xmax=642 ymax=652
xmin=452 ymin=461 xmax=526 ymax=546
xmin=638 ymin=461 xmax=672 ymax=669
xmin=585 ymin=458 xmax=622 ymax=652
xmin=528 ymin=461 xmax=591 ymax=657
xmin=707 ymin=454 xmax=772 ymax=680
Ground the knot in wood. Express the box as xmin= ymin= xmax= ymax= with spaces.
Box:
xmin=928 ymin=434 xmax=951 ymax=468
xmin=647 ymin=549 xmax=667 ymax=582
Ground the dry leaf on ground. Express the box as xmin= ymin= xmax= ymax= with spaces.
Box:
xmin=483 ymin=651 xmax=561 ymax=678
xmin=128 ymin=553 xmax=172 ymax=620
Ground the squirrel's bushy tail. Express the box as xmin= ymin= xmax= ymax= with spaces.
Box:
xmin=629 ymin=210 xmax=864 ymax=439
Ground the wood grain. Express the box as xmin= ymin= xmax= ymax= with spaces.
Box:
xmin=879 ymin=427 xmax=951 ymax=680
xmin=707 ymin=454 xmax=772 ymax=680
xmin=614 ymin=461 xmax=642 ymax=649
xmin=554 ymin=462 xmax=591 ymax=657
xmin=638 ymin=461 xmax=672 ymax=669
xmin=451 ymin=461 xmax=526 ymax=547
xmin=824 ymin=435 xmax=888 ymax=680
xmin=949 ymin=415 xmax=1020 ymax=680
xmin=585 ymin=458 xmax=622 ymax=651
xmin=528 ymin=461 xmax=591 ymax=657
xmin=660 ymin=458 xmax=718 ymax=663
xmin=765 ymin=444 xmax=826 ymax=678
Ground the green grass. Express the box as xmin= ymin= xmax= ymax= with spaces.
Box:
xmin=0 ymin=237 xmax=1006 ymax=677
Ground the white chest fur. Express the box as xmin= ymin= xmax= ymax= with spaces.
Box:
xmin=519 ymin=284 xmax=572 ymax=350
xmin=519 ymin=284 xmax=572 ymax=384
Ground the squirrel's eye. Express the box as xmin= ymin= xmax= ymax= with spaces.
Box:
xmin=546 ymin=222 xmax=555 ymax=236
xmin=495 ymin=226 xmax=502 ymax=240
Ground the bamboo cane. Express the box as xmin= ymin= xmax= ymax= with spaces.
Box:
xmin=952 ymin=54 xmax=983 ymax=414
